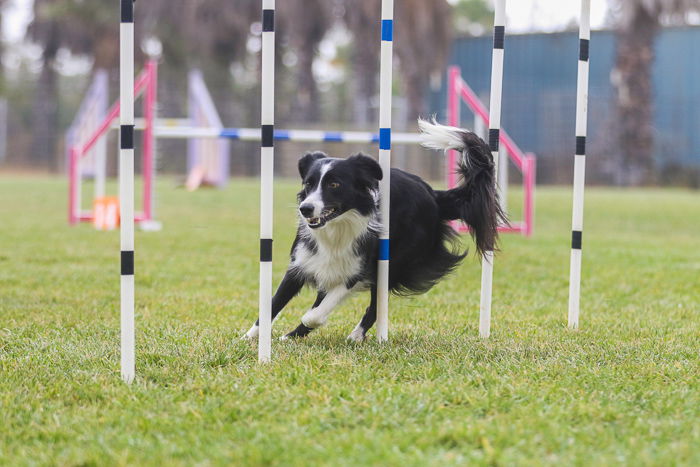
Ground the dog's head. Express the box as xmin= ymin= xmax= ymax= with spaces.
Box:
xmin=297 ymin=151 xmax=383 ymax=229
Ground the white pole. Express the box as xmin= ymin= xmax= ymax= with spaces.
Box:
xmin=498 ymin=147 xmax=508 ymax=214
xmin=119 ymin=0 xmax=135 ymax=383
xmin=76 ymin=149 xmax=83 ymax=219
xmin=568 ymin=0 xmax=591 ymax=329
xmin=474 ymin=113 xmax=485 ymax=140
xmin=376 ymin=0 xmax=394 ymax=343
xmin=479 ymin=0 xmax=506 ymax=339
xmin=475 ymin=113 xmax=508 ymax=213
xmin=259 ymin=0 xmax=275 ymax=362
xmin=95 ymin=71 xmax=108 ymax=201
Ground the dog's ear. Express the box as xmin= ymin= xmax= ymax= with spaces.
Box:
xmin=298 ymin=151 xmax=327 ymax=179
xmin=347 ymin=153 xmax=383 ymax=182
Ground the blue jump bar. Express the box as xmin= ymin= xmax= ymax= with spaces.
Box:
xmin=218 ymin=128 xmax=383 ymax=143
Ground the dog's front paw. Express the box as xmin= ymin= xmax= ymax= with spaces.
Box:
xmin=242 ymin=324 xmax=259 ymax=340
xmin=284 ymin=323 xmax=314 ymax=339
xmin=346 ymin=326 xmax=367 ymax=343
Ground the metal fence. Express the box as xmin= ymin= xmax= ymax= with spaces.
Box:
xmin=429 ymin=26 xmax=700 ymax=183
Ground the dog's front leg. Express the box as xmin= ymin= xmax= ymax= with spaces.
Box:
xmin=244 ymin=269 xmax=304 ymax=339
xmin=283 ymin=285 xmax=352 ymax=339
xmin=347 ymin=283 xmax=377 ymax=342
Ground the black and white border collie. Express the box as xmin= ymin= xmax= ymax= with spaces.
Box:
xmin=245 ymin=119 xmax=506 ymax=342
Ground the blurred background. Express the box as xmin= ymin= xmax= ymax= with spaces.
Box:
xmin=0 ymin=0 xmax=699 ymax=187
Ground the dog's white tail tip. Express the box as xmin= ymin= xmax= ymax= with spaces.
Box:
xmin=418 ymin=118 xmax=467 ymax=153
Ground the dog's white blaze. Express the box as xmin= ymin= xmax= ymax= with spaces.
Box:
xmin=302 ymin=284 xmax=353 ymax=328
xmin=301 ymin=161 xmax=333 ymax=217
xmin=294 ymin=210 xmax=370 ymax=291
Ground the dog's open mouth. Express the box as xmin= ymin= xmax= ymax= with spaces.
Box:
xmin=306 ymin=207 xmax=340 ymax=229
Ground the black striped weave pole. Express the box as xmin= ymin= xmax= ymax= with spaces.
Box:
xmin=479 ymin=0 xmax=506 ymax=339
xmin=119 ymin=0 xmax=135 ymax=383
xmin=259 ymin=0 xmax=275 ymax=361
xmin=568 ymin=0 xmax=591 ymax=329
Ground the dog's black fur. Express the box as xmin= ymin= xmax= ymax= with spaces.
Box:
xmin=245 ymin=120 xmax=506 ymax=341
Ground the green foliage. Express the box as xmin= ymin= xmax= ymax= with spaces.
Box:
xmin=1 ymin=176 xmax=699 ymax=465
xmin=453 ymin=0 xmax=493 ymax=36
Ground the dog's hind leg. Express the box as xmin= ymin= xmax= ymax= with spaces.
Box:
xmin=244 ymin=270 xmax=304 ymax=339
xmin=283 ymin=285 xmax=352 ymax=339
xmin=347 ymin=283 xmax=377 ymax=343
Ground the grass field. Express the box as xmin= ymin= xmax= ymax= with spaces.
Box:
xmin=1 ymin=175 xmax=699 ymax=466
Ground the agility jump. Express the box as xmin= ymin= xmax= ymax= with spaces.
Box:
xmin=66 ymin=59 xmax=425 ymax=230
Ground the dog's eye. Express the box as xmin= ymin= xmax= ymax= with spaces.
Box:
xmin=329 ymin=182 xmax=340 ymax=189
xmin=304 ymin=181 xmax=312 ymax=189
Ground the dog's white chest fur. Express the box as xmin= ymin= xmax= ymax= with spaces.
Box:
xmin=293 ymin=210 xmax=371 ymax=291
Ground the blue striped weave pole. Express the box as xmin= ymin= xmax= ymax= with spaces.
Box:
xmin=568 ymin=0 xmax=591 ymax=329
xmin=119 ymin=0 xmax=135 ymax=383
xmin=376 ymin=0 xmax=393 ymax=342
xmin=479 ymin=0 xmax=506 ymax=339
xmin=259 ymin=0 xmax=275 ymax=362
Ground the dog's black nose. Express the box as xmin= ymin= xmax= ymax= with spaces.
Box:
xmin=299 ymin=204 xmax=314 ymax=218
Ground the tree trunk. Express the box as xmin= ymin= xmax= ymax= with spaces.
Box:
xmin=394 ymin=0 xmax=452 ymax=122
xmin=402 ymin=63 xmax=429 ymax=121
xmin=613 ymin=8 xmax=658 ymax=185
xmin=351 ymin=44 xmax=379 ymax=126
xmin=31 ymin=49 xmax=58 ymax=172
xmin=344 ymin=0 xmax=380 ymax=126
xmin=291 ymin=47 xmax=321 ymax=123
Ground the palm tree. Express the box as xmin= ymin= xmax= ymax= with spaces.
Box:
xmin=0 ymin=0 xmax=7 ymax=95
xmin=343 ymin=0 xmax=452 ymax=125
xmin=277 ymin=0 xmax=335 ymax=123
xmin=28 ymin=0 xmax=258 ymax=170
xmin=343 ymin=0 xmax=381 ymax=125
xmin=138 ymin=0 xmax=258 ymax=120
xmin=394 ymin=0 xmax=452 ymax=120
xmin=611 ymin=0 xmax=700 ymax=185
xmin=29 ymin=0 xmax=119 ymax=171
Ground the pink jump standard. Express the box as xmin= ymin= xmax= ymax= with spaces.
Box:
xmin=68 ymin=60 xmax=157 ymax=226
xmin=446 ymin=66 xmax=535 ymax=237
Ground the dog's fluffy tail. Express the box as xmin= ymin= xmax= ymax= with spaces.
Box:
xmin=418 ymin=118 xmax=507 ymax=256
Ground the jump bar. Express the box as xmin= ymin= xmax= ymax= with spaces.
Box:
xmin=154 ymin=127 xmax=423 ymax=144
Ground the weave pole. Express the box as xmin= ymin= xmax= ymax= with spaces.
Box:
xmin=119 ymin=0 xmax=135 ymax=383
xmin=258 ymin=0 xmax=275 ymax=362
xmin=479 ymin=0 xmax=506 ymax=339
xmin=376 ymin=0 xmax=394 ymax=342
xmin=568 ymin=0 xmax=591 ymax=329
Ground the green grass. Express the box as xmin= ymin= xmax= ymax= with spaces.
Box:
xmin=1 ymin=175 xmax=699 ymax=466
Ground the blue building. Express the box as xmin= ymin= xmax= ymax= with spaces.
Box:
xmin=430 ymin=27 xmax=700 ymax=182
